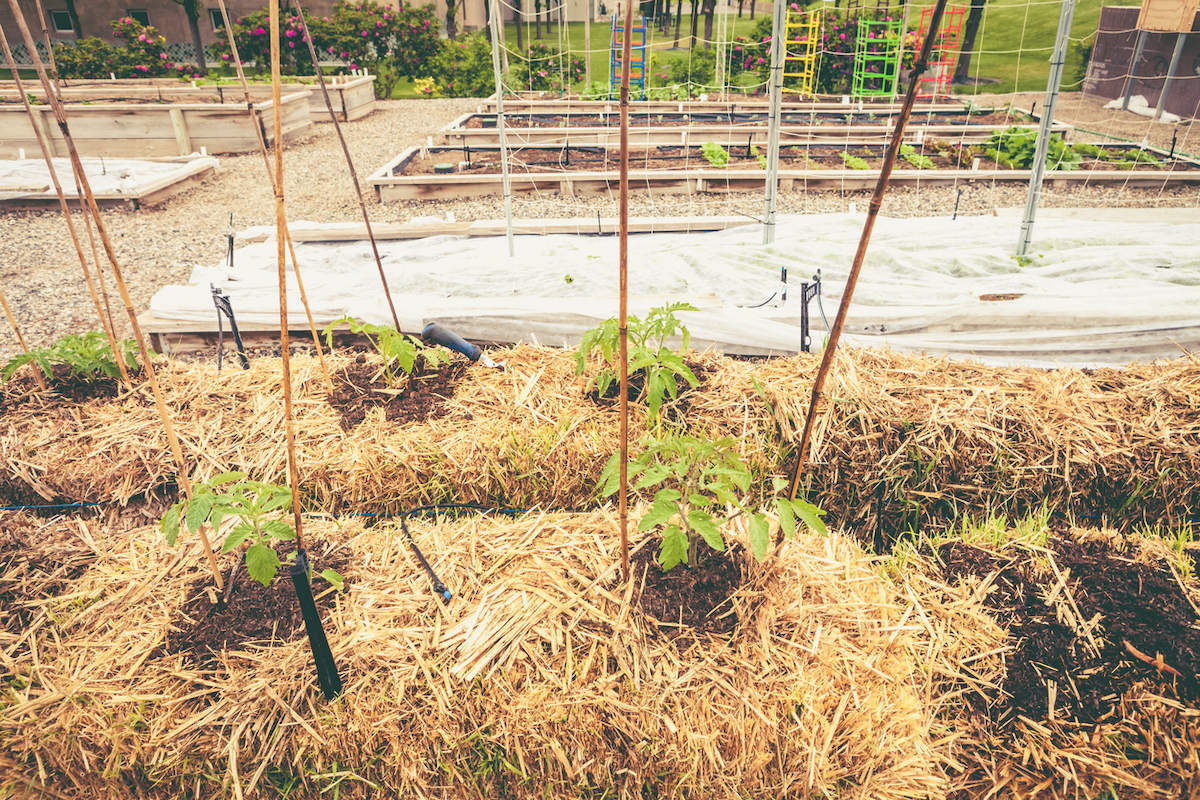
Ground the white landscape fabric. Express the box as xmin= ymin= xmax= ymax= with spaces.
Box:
xmin=0 ymin=157 xmax=216 ymax=196
xmin=149 ymin=213 xmax=1200 ymax=368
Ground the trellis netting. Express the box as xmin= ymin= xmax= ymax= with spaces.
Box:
xmin=149 ymin=212 xmax=1200 ymax=367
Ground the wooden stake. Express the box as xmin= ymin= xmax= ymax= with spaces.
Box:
xmin=269 ymin=0 xmax=305 ymax=551
xmin=617 ymin=0 xmax=635 ymax=583
xmin=215 ymin=0 xmax=334 ymax=395
xmin=0 ymin=23 xmax=128 ymax=385
xmin=777 ymin=0 xmax=951 ymax=544
xmin=5 ymin=0 xmax=223 ymax=591
xmin=0 ymin=284 xmax=47 ymax=391
xmin=290 ymin=0 xmax=403 ymax=333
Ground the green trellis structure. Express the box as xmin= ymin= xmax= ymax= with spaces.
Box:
xmin=850 ymin=17 xmax=902 ymax=98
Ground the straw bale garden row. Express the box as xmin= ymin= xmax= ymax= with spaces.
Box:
xmin=2 ymin=306 xmax=1199 ymax=798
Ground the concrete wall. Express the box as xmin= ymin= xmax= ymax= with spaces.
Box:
xmin=1083 ymin=5 xmax=1200 ymax=120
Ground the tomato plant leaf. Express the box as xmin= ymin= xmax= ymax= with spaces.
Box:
xmin=184 ymin=493 xmax=214 ymax=535
xmin=687 ymin=509 xmax=724 ymax=552
xmin=245 ymin=542 xmax=281 ymax=587
xmin=319 ymin=568 xmax=344 ymax=592
xmin=658 ymin=524 xmax=687 ymax=571
xmin=749 ymin=512 xmax=770 ymax=562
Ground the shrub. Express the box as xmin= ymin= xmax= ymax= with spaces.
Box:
xmin=428 ymin=33 xmax=495 ymax=98
xmin=511 ymin=42 xmax=585 ymax=93
xmin=53 ymin=18 xmax=174 ymax=79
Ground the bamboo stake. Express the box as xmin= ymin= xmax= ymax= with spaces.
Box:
xmin=0 ymin=284 xmax=47 ymax=391
xmin=0 ymin=24 xmax=128 ymax=385
xmin=777 ymin=0 xmax=950 ymax=544
xmin=5 ymin=0 xmax=223 ymax=591
xmin=215 ymin=0 xmax=333 ymax=394
xmin=289 ymin=0 xmax=402 ymax=333
xmin=269 ymin=0 xmax=305 ymax=551
xmin=33 ymin=0 xmax=126 ymax=363
xmin=617 ymin=0 xmax=635 ymax=583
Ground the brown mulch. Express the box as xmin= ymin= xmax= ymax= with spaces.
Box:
xmin=325 ymin=355 xmax=466 ymax=430
xmin=632 ymin=537 xmax=744 ymax=636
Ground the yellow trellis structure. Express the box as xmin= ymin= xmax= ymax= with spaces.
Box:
xmin=783 ymin=7 xmax=822 ymax=97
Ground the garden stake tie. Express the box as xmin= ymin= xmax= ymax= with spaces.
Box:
xmin=290 ymin=549 xmax=342 ymax=699
xmin=777 ymin=0 xmax=950 ymax=545
xmin=617 ymin=0 xmax=635 ymax=583
xmin=4 ymin=0 xmax=224 ymax=590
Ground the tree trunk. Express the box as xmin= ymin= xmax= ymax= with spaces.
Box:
xmin=737 ymin=0 xmax=743 ymax=18
xmin=701 ymin=0 xmax=715 ymax=50
xmin=484 ymin=0 xmax=491 ymax=43
xmin=672 ymin=0 xmax=682 ymax=47
xmin=63 ymin=0 xmax=82 ymax=38
xmin=688 ymin=0 xmax=698 ymax=48
xmin=535 ymin=0 xmax=541 ymax=38
xmin=185 ymin=5 xmax=208 ymax=74
xmin=447 ymin=0 xmax=459 ymax=39
xmin=515 ymin=0 xmax=523 ymax=51
xmin=749 ymin=0 xmax=754 ymax=21
xmin=954 ymin=0 xmax=988 ymax=82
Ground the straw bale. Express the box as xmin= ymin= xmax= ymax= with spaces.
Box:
xmin=0 ymin=347 xmax=1197 ymax=539
xmin=0 ymin=510 xmax=1002 ymax=799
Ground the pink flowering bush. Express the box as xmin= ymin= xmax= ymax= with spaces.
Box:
xmin=427 ymin=33 xmax=495 ymax=97
xmin=53 ymin=18 xmax=173 ymax=79
xmin=512 ymin=42 xmax=585 ymax=93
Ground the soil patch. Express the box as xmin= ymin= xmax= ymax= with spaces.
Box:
xmin=0 ymin=511 xmax=98 ymax=634
xmin=164 ymin=540 xmax=350 ymax=666
xmin=326 ymin=355 xmax=465 ymax=430
xmin=938 ymin=534 xmax=1200 ymax=726
xmin=632 ymin=537 xmax=744 ymax=636
xmin=583 ymin=356 xmax=709 ymax=418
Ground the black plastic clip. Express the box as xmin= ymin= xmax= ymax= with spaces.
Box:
xmin=211 ymin=284 xmax=250 ymax=371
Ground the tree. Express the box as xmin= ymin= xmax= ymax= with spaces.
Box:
xmin=514 ymin=0 xmax=523 ymax=50
xmin=534 ymin=0 xmax=541 ymax=39
xmin=446 ymin=0 xmax=459 ymax=39
xmin=672 ymin=0 xmax=682 ymax=48
xmin=171 ymin=0 xmax=208 ymax=74
xmin=701 ymin=0 xmax=715 ymax=49
xmin=63 ymin=0 xmax=83 ymax=39
xmin=954 ymin=0 xmax=988 ymax=83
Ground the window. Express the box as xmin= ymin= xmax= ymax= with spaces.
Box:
xmin=126 ymin=9 xmax=150 ymax=25
xmin=50 ymin=9 xmax=74 ymax=34
xmin=209 ymin=9 xmax=226 ymax=29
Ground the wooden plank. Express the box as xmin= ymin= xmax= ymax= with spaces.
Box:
xmin=240 ymin=220 xmax=472 ymax=243
xmin=1137 ymin=0 xmax=1199 ymax=31
xmin=169 ymin=108 xmax=191 ymax=156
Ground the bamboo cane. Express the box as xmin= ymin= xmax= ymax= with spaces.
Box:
xmin=617 ymin=0 xmax=635 ymax=583
xmin=776 ymin=0 xmax=951 ymax=547
xmin=289 ymin=0 xmax=403 ymax=333
xmin=0 ymin=25 xmax=128 ymax=385
xmin=5 ymin=0 xmax=224 ymax=591
xmin=269 ymin=0 xmax=305 ymax=551
xmin=32 ymin=0 xmax=126 ymax=364
xmin=0 ymin=285 xmax=47 ymax=391
xmin=215 ymin=0 xmax=334 ymax=395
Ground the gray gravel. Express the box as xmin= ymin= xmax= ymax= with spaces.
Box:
xmin=0 ymin=93 xmax=1196 ymax=364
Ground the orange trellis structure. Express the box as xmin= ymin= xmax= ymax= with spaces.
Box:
xmin=915 ymin=4 xmax=966 ymax=98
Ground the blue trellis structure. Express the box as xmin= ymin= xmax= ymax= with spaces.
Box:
xmin=851 ymin=17 xmax=902 ymax=98
xmin=609 ymin=15 xmax=648 ymax=99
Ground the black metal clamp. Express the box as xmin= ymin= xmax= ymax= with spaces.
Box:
xmin=211 ymin=284 xmax=250 ymax=371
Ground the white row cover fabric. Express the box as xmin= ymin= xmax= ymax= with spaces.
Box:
xmin=149 ymin=213 xmax=1200 ymax=368
xmin=0 ymin=157 xmax=218 ymax=196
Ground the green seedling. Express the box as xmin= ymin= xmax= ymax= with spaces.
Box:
xmin=1 ymin=331 xmax=137 ymax=383
xmin=322 ymin=316 xmax=446 ymax=389
xmin=701 ymin=141 xmax=729 ymax=168
xmin=599 ymin=434 xmax=827 ymax=570
xmin=840 ymin=151 xmax=870 ymax=170
xmin=575 ymin=302 xmax=699 ymax=422
xmin=161 ymin=471 xmax=343 ymax=589
xmin=985 ymin=126 xmax=1081 ymax=171
xmin=900 ymin=143 xmax=935 ymax=170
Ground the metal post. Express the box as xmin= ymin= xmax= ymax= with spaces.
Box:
xmin=761 ymin=0 xmax=785 ymax=246
xmin=489 ymin=0 xmax=515 ymax=257
xmin=1153 ymin=32 xmax=1187 ymax=121
xmin=1015 ymin=0 xmax=1076 ymax=258
xmin=1121 ymin=28 xmax=1148 ymax=111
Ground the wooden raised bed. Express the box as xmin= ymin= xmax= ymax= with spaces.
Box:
xmin=0 ymin=155 xmax=216 ymax=210
xmin=442 ymin=107 xmax=1073 ymax=148
xmin=0 ymin=91 xmax=312 ymax=158
xmin=0 ymin=74 xmax=377 ymax=122
xmin=370 ymin=142 xmax=1200 ymax=202
xmin=478 ymin=95 xmax=968 ymax=116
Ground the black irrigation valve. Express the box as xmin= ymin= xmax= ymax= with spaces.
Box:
xmin=211 ymin=284 xmax=249 ymax=371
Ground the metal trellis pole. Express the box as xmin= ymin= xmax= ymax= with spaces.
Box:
xmin=489 ymin=0 xmax=516 ymax=256
xmin=762 ymin=0 xmax=785 ymax=246
xmin=1016 ymin=0 xmax=1077 ymax=258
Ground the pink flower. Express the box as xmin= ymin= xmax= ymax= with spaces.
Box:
xmin=138 ymin=33 xmax=147 ymax=41
xmin=329 ymin=45 xmax=335 ymax=52
xmin=839 ymin=33 xmax=845 ymax=40
xmin=289 ymin=41 xmax=295 ymax=47
xmin=222 ymin=53 xmax=230 ymax=60
xmin=361 ymin=30 xmax=368 ymax=35
xmin=377 ymin=20 xmax=384 ymax=26
xmin=756 ymin=57 xmax=764 ymax=64
xmin=160 ymin=52 xmax=167 ymax=58
xmin=341 ymin=51 xmax=348 ymax=56
xmin=255 ymin=27 xmax=265 ymax=35
xmin=350 ymin=63 xmax=358 ymax=69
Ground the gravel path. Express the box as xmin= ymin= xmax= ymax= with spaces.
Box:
xmin=0 ymin=92 xmax=1196 ymax=363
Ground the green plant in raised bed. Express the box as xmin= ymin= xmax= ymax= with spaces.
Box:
xmin=322 ymin=316 xmax=446 ymax=389
xmin=574 ymin=302 xmax=699 ymax=422
xmin=1073 ymin=141 xmax=1112 ymax=161
xmin=161 ymin=472 xmax=343 ymax=589
xmin=840 ymin=151 xmax=870 ymax=170
xmin=598 ymin=433 xmax=827 ymax=569
xmin=1 ymin=331 xmax=138 ymax=383
xmin=900 ymin=143 xmax=935 ymax=170
xmin=985 ymin=127 xmax=1081 ymax=171
xmin=701 ymin=141 xmax=729 ymax=169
